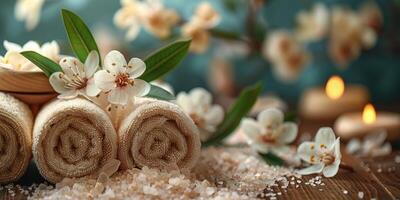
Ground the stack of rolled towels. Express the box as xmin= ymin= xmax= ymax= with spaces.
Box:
xmin=0 ymin=92 xmax=201 ymax=184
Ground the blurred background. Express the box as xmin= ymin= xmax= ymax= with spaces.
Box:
xmin=1 ymin=0 xmax=400 ymax=107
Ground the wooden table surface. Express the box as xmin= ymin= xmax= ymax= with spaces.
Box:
xmin=1 ymin=118 xmax=399 ymax=200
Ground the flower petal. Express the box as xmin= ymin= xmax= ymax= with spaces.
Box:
xmin=49 ymin=72 xmax=69 ymax=93
xmin=22 ymin=41 xmax=40 ymax=51
xmin=334 ymin=138 xmax=341 ymax=160
xmin=94 ymin=70 xmax=116 ymax=91
xmin=298 ymin=164 xmax=324 ymax=175
xmin=84 ymin=50 xmax=99 ymax=77
xmin=297 ymin=141 xmax=319 ymax=164
xmin=176 ymin=92 xmax=192 ymax=113
xmin=59 ymin=57 xmax=85 ymax=78
xmin=276 ymin=122 xmax=298 ymax=144
xmin=258 ymin=108 xmax=284 ymax=128
xmin=129 ymin=79 xmax=150 ymax=97
xmin=126 ymin=24 xmax=141 ymax=41
xmin=315 ymin=127 xmax=336 ymax=152
xmin=322 ymin=161 xmax=339 ymax=177
xmin=104 ymin=50 xmax=127 ymax=73
xmin=251 ymin=141 xmax=270 ymax=153
xmin=272 ymin=145 xmax=291 ymax=156
xmin=3 ymin=41 xmax=22 ymax=52
xmin=127 ymin=57 xmax=146 ymax=78
xmin=58 ymin=90 xmax=78 ymax=99
xmin=204 ymin=105 xmax=224 ymax=126
xmin=241 ymin=118 xmax=263 ymax=143
xmin=108 ymin=88 xmax=129 ymax=105
xmin=85 ymin=78 xmax=101 ymax=97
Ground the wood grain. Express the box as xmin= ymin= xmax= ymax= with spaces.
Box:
xmin=0 ymin=67 xmax=54 ymax=93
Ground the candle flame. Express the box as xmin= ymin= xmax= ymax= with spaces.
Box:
xmin=362 ymin=103 xmax=376 ymax=124
xmin=325 ymin=76 xmax=345 ymax=100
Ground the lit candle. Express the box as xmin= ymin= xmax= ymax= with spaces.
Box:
xmin=299 ymin=76 xmax=369 ymax=120
xmin=335 ymin=103 xmax=400 ymax=141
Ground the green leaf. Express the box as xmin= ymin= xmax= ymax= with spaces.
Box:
xmin=145 ymin=84 xmax=176 ymax=101
xmin=61 ymin=9 xmax=100 ymax=65
xmin=141 ymin=39 xmax=191 ymax=82
xmin=259 ymin=152 xmax=285 ymax=166
xmin=203 ymin=82 xmax=263 ymax=147
xmin=21 ymin=51 xmax=62 ymax=77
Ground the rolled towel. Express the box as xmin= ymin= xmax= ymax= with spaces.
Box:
xmin=0 ymin=92 xmax=33 ymax=183
xmin=33 ymin=98 xmax=118 ymax=183
xmin=118 ymin=98 xmax=201 ymax=171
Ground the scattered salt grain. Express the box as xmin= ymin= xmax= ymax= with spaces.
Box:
xmin=343 ymin=190 xmax=348 ymax=194
xmin=27 ymin=147 xmax=304 ymax=199
xmin=358 ymin=191 xmax=364 ymax=199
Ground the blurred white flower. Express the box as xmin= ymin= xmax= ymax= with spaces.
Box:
xmin=49 ymin=51 xmax=101 ymax=99
xmin=182 ymin=22 xmax=210 ymax=53
xmin=241 ymin=108 xmax=298 ymax=155
xmin=0 ymin=40 xmax=60 ymax=72
xmin=297 ymin=127 xmax=341 ymax=178
xmin=346 ymin=131 xmax=392 ymax=157
xmin=114 ymin=0 xmax=144 ymax=41
xmin=263 ymin=31 xmax=309 ymax=81
xmin=176 ymin=88 xmax=224 ymax=141
xmin=296 ymin=3 xmax=329 ymax=42
xmin=192 ymin=2 xmax=220 ymax=28
xmin=358 ymin=2 xmax=383 ymax=32
xmin=94 ymin=50 xmax=150 ymax=105
xmin=114 ymin=0 xmax=179 ymax=41
xmin=140 ymin=0 xmax=180 ymax=39
xmin=15 ymin=0 xmax=45 ymax=30
xmin=329 ymin=7 xmax=377 ymax=67
xmin=181 ymin=2 xmax=220 ymax=53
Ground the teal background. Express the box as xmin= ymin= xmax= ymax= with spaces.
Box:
xmin=0 ymin=0 xmax=399 ymax=105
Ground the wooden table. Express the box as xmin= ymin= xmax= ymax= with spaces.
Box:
xmin=1 ymin=119 xmax=399 ymax=200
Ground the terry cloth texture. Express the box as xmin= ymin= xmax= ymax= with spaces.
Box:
xmin=32 ymin=98 xmax=118 ymax=183
xmin=0 ymin=92 xmax=33 ymax=183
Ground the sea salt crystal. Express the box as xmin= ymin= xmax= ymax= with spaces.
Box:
xmin=143 ymin=185 xmax=158 ymax=195
xmin=358 ymin=191 xmax=364 ymax=199
xmin=343 ymin=190 xmax=348 ymax=194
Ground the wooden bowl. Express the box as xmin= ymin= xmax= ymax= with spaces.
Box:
xmin=0 ymin=67 xmax=56 ymax=106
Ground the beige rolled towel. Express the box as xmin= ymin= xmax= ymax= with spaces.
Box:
xmin=0 ymin=92 xmax=33 ymax=183
xmin=33 ymin=98 xmax=118 ymax=183
xmin=118 ymin=98 xmax=201 ymax=171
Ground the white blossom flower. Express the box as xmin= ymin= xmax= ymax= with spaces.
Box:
xmin=176 ymin=88 xmax=224 ymax=141
xmin=358 ymin=2 xmax=383 ymax=32
xmin=192 ymin=2 xmax=220 ymax=28
xmin=346 ymin=131 xmax=392 ymax=157
xmin=94 ymin=50 xmax=150 ymax=105
xmin=181 ymin=2 xmax=220 ymax=53
xmin=181 ymin=22 xmax=210 ymax=53
xmin=241 ymin=108 xmax=298 ymax=155
xmin=0 ymin=40 xmax=60 ymax=71
xmin=114 ymin=0 xmax=144 ymax=40
xmin=139 ymin=0 xmax=180 ymax=39
xmin=263 ymin=31 xmax=309 ymax=81
xmin=114 ymin=0 xmax=179 ymax=40
xmin=295 ymin=3 xmax=329 ymax=42
xmin=49 ymin=51 xmax=101 ymax=99
xmin=15 ymin=0 xmax=45 ymax=30
xmin=329 ymin=7 xmax=377 ymax=67
xmin=297 ymin=127 xmax=341 ymax=178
